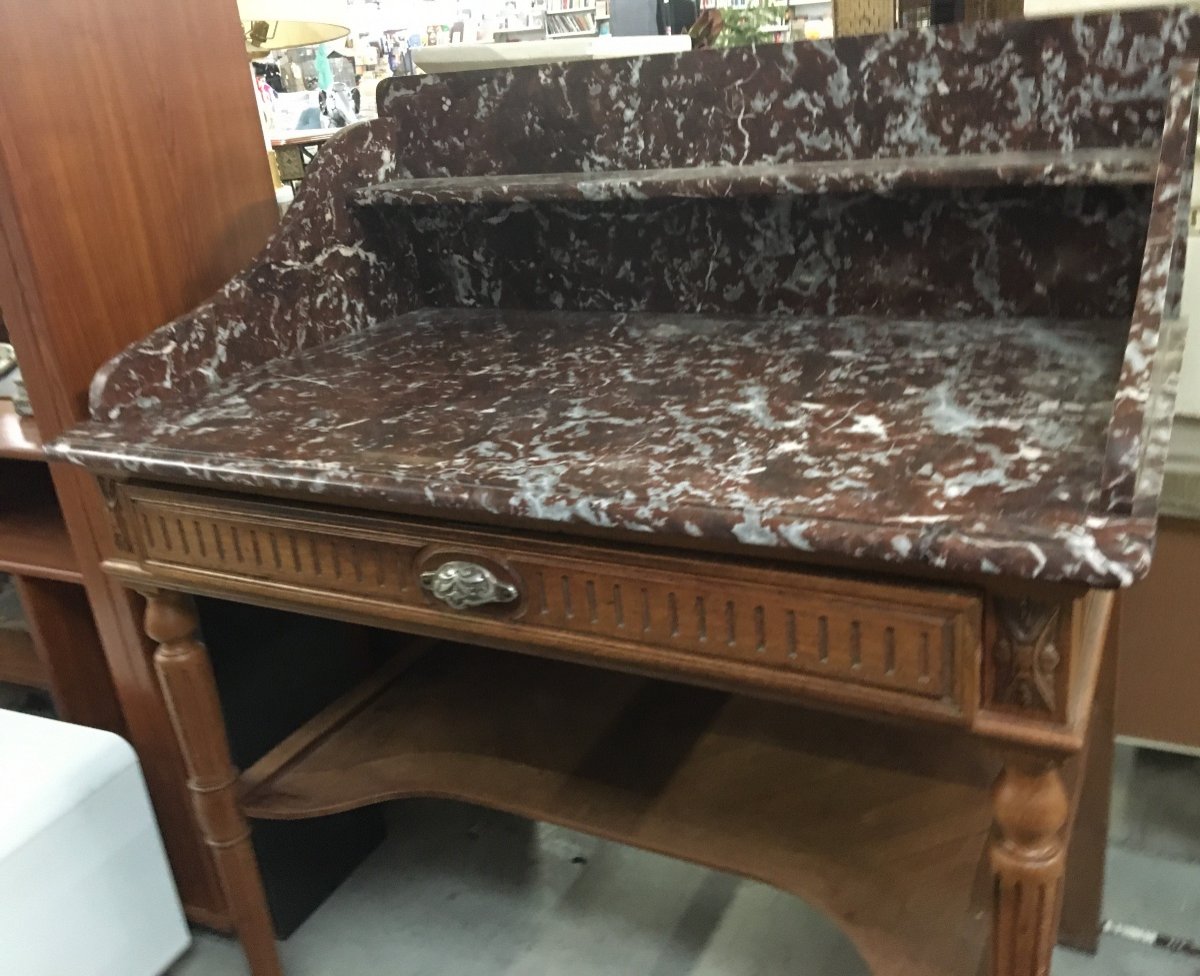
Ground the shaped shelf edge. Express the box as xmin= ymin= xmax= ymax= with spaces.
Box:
xmin=352 ymin=147 xmax=1159 ymax=208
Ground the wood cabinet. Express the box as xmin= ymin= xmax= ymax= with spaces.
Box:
xmin=0 ymin=0 xmax=279 ymax=927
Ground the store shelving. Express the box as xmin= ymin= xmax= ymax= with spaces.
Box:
xmin=0 ymin=445 xmax=110 ymax=719
xmin=0 ymin=624 xmax=48 ymax=689
xmin=0 ymin=574 xmax=46 ymax=690
xmin=0 ymin=400 xmax=42 ymax=461
xmin=494 ymin=0 xmax=599 ymax=40
xmin=0 ymin=464 xmax=82 ymax=583
xmin=545 ymin=4 xmax=599 ymax=37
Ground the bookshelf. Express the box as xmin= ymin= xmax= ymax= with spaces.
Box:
xmin=546 ymin=1 xmax=598 ymax=36
xmin=492 ymin=0 xmax=602 ymax=39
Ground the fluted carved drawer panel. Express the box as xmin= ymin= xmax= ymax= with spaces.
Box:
xmin=517 ymin=564 xmax=963 ymax=701
xmin=132 ymin=499 xmax=422 ymax=600
xmin=118 ymin=485 xmax=981 ymax=720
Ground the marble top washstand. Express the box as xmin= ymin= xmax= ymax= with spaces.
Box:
xmin=54 ymin=10 xmax=1200 ymax=589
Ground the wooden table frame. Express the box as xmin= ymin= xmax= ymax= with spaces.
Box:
xmin=104 ymin=479 xmax=1115 ymax=976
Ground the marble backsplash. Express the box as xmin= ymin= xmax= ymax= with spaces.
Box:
xmin=365 ymin=185 xmax=1152 ymax=321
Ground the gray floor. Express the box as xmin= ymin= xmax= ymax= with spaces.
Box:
xmin=170 ymin=744 xmax=1200 ymax=976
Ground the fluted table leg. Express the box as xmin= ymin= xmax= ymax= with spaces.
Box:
xmin=990 ymin=756 xmax=1069 ymax=976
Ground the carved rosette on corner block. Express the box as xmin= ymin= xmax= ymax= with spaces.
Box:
xmin=989 ymin=598 xmax=1063 ymax=717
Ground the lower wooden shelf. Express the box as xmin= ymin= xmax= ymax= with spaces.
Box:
xmin=0 ymin=626 xmax=48 ymax=689
xmin=240 ymin=643 xmax=1001 ymax=976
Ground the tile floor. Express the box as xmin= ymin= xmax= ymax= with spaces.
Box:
xmin=170 ymin=745 xmax=1200 ymax=976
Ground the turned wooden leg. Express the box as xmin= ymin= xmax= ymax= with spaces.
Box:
xmin=990 ymin=756 xmax=1070 ymax=976
xmin=144 ymin=591 xmax=284 ymax=976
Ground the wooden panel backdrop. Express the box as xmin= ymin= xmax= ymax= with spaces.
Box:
xmin=0 ymin=0 xmax=278 ymax=926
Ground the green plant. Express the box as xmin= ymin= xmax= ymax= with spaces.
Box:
xmin=711 ymin=5 xmax=787 ymax=47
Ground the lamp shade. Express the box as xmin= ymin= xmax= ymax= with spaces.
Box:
xmin=239 ymin=0 xmax=351 ymax=55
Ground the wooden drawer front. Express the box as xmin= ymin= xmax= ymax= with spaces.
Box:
xmin=517 ymin=561 xmax=961 ymax=702
xmin=132 ymin=496 xmax=419 ymax=600
xmin=122 ymin=486 xmax=980 ymax=719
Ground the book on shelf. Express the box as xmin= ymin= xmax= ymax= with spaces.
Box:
xmin=546 ymin=9 xmax=596 ymax=31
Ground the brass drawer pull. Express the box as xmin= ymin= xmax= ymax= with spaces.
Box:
xmin=420 ymin=561 xmax=518 ymax=610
